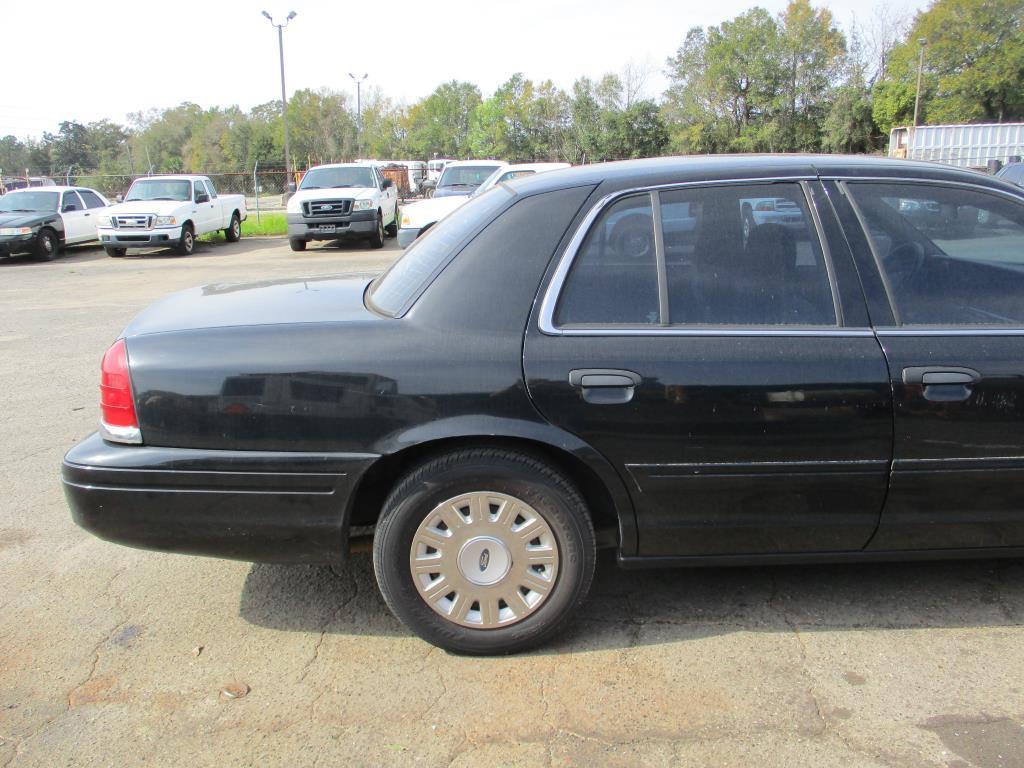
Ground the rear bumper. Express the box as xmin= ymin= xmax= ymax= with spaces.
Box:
xmin=99 ymin=226 xmax=182 ymax=247
xmin=287 ymin=211 xmax=377 ymax=242
xmin=62 ymin=431 xmax=379 ymax=564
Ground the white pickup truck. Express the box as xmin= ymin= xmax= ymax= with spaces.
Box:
xmin=97 ymin=175 xmax=247 ymax=257
xmin=286 ymin=162 xmax=399 ymax=251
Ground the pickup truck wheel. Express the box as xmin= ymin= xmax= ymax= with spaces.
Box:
xmin=33 ymin=229 xmax=58 ymax=261
xmin=373 ymin=449 xmax=596 ymax=655
xmin=369 ymin=213 xmax=385 ymax=249
xmin=104 ymin=247 xmax=127 ymax=258
xmin=176 ymin=224 xmax=195 ymax=256
xmin=224 ymin=214 xmax=241 ymax=242
xmin=289 ymin=238 xmax=307 ymax=252
xmin=385 ymin=205 xmax=399 ymax=237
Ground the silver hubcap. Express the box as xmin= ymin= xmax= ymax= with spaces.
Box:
xmin=409 ymin=491 xmax=560 ymax=629
xmin=42 ymin=236 xmax=53 ymax=253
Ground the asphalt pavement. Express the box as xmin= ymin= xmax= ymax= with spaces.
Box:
xmin=0 ymin=234 xmax=1022 ymax=767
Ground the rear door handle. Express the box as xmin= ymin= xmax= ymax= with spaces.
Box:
xmin=569 ymin=369 xmax=641 ymax=404
xmin=902 ymin=366 xmax=980 ymax=402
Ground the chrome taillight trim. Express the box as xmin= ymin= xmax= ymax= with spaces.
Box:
xmin=99 ymin=420 xmax=142 ymax=445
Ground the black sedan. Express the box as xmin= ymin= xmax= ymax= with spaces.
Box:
xmin=63 ymin=155 xmax=1024 ymax=654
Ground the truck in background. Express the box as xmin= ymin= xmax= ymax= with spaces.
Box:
xmin=889 ymin=123 xmax=1024 ymax=170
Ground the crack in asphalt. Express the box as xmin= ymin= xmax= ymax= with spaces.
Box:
xmin=2 ymin=566 xmax=130 ymax=768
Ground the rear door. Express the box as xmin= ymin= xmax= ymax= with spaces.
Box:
xmin=59 ymin=190 xmax=91 ymax=243
xmin=839 ymin=179 xmax=1024 ymax=550
xmin=525 ymin=180 xmax=893 ymax=557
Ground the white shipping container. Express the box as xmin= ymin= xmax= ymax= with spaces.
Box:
xmin=889 ymin=123 xmax=1024 ymax=168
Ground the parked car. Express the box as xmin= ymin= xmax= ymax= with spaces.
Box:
xmin=398 ymin=162 xmax=569 ymax=247
xmin=97 ymin=176 xmax=246 ymax=257
xmin=426 ymin=158 xmax=455 ymax=182
xmin=0 ymin=176 xmax=56 ymax=194
xmin=286 ymin=162 xmax=399 ymax=251
xmin=0 ymin=186 xmax=109 ymax=260
xmin=996 ymin=161 xmax=1024 ymax=187
xmin=431 ymin=159 xmax=507 ymax=199
xmin=62 ymin=155 xmax=1024 ymax=654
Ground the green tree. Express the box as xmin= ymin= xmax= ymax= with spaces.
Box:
xmin=469 ymin=73 xmax=536 ymax=160
xmin=404 ymin=81 xmax=481 ymax=159
xmin=663 ymin=9 xmax=783 ymax=153
xmin=874 ymin=0 xmax=1024 ymax=131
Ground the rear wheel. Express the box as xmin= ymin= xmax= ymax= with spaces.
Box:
xmin=33 ymin=229 xmax=58 ymax=261
xmin=224 ymin=213 xmax=241 ymax=242
xmin=289 ymin=238 xmax=307 ymax=252
xmin=373 ymin=449 xmax=596 ymax=655
xmin=175 ymin=223 xmax=195 ymax=256
xmin=104 ymin=247 xmax=127 ymax=258
xmin=368 ymin=212 xmax=385 ymax=249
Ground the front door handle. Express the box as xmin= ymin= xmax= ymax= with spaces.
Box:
xmin=569 ymin=368 xmax=641 ymax=404
xmin=902 ymin=366 xmax=980 ymax=402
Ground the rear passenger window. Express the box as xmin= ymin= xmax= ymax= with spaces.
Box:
xmin=555 ymin=184 xmax=836 ymax=327
xmin=848 ymin=183 xmax=1024 ymax=325
xmin=556 ymin=194 xmax=659 ymax=325
xmin=78 ymin=190 xmax=106 ymax=209
xmin=662 ymin=184 xmax=835 ymax=325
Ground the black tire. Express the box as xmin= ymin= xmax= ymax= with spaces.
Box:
xmin=742 ymin=204 xmax=755 ymax=243
xmin=104 ymin=247 xmax=127 ymax=258
xmin=368 ymin=212 xmax=385 ymax=249
xmin=289 ymin=238 xmax=307 ymax=252
xmin=385 ymin=204 xmax=399 ymax=236
xmin=224 ymin=213 xmax=241 ymax=242
xmin=33 ymin=229 xmax=58 ymax=261
xmin=176 ymin=223 xmax=195 ymax=256
xmin=373 ymin=449 xmax=596 ymax=655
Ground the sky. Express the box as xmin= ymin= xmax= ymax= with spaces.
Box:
xmin=2 ymin=0 xmax=931 ymax=140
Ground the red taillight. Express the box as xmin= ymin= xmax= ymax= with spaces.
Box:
xmin=100 ymin=339 xmax=141 ymax=442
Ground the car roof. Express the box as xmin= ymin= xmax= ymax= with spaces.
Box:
xmin=309 ymin=162 xmax=379 ymax=170
xmin=3 ymin=185 xmax=99 ymax=194
xmin=508 ymin=154 xmax=1018 ymax=197
xmin=444 ymin=159 xmax=508 ymax=169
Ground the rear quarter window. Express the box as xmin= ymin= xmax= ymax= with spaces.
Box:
xmin=367 ymin=185 xmax=516 ymax=316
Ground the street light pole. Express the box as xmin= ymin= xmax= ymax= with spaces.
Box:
xmin=913 ymin=37 xmax=927 ymax=128
xmin=262 ymin=10 xmax=297 ymax=191
xmin=348 ymin=72 xmax=368 ymax=159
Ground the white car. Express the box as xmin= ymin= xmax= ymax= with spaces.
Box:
xmin=0 ymin=186 xmax=110 ymax=260
xmin=287 ymin=162 xmax=400 ymax=251
xmin=97 ymin=176 xmax=247 ymax=257
xmin=398 ymin=162 xmax=570 ymax=248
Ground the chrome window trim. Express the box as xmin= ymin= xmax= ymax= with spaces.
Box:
xmin=650 ymin=191 xmax=670 ymax=324
xmin=538 ymin=176 xmax=847 ymax=337
xmin=822 ymin=175 xmax=1024 ymax=204
xmin=876 ymin=328 xmax=1024 ymax=337
xmin=544 ymin=326 xmax=875 ymax=338
xmin=799 ymin=180 xmax=843 ymax=326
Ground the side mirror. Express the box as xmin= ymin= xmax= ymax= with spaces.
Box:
xmin=195 ymin=193 xmax=210 ymax=204
xmin=382 ymin=178 xmax=393 ymax=189
xmin=115 ymin=194 xmax=123 ymax=203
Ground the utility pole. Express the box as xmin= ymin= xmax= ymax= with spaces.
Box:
xmin=348 ymin=73 xmax=368 ymax=158
xmin=263 ymin=10 xmax=297 ymax=191
xmin=913 ymin=37 xmax=927 ymax=128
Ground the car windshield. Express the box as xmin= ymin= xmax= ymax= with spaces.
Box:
xmin=437 ymin=165 xmax=502 ymax=188
xmin=125 ymin=180 xmax=192 ymax=202
xmin=300 ymin=167 xmax=375 ymax=190
xmin=367 ymin=184 xmax=516 ymax=317
xmin=0 ymin=191 xmax=59 ymax=212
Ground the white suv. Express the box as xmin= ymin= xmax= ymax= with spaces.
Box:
xmin=286 ymin=163 xmax=400 ymax=251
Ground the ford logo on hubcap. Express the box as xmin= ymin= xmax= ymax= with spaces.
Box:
xmin=479 ymin=548 xmax=490 ymax=571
